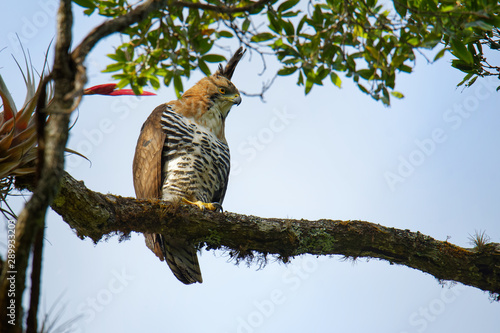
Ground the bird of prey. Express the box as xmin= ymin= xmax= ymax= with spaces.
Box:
xmin=132 ymin=48 xmax=245 ymax=284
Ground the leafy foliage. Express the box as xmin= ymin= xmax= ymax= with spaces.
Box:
xmin=401 ymin=0 xmax=500 ymax=89
xmin=72 ymin=0 xmax=500 ymax=104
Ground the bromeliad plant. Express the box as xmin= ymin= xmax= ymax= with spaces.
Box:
xmin=0 ymin=58 xmax=155 ymax=218
xmin=0 ymin=57 xmax=45 ymax=218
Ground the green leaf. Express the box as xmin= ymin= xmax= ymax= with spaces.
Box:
xmin=365 ymin=46 xmax=380 ymax=61
xmin=196 ymin=38 xmax=213 ymax=55
xmin=73 ymin=0 xmax=95 ymax=9
xmin=108 ymin=48 xmax=127 ymax=62
xmin=330 ymin=72 xmax=342 ymax=88
xmin=398 ymin=64 xmax=412 ymax=73
xmin=242 ymin=18 xmax=250 ymax=32
xmin=439 ymin=5 xmax=456 ymax=12
xmin=386 ymin=73 xmax=396 ymax=89
xmin=433 ymin=47 xmax=449 ymax=62
xmin=393 ymin=0 xmax=407 ymax=18
xmin=358 ymin=68 xmax=374 ymax=80
xmin=251 ymin=32 xmax=275 ymax=43
xmin=297 ymin=70 xmax=304 ymax=85
xmin=84 ymin=7 xmax=96 ymax=15
xmin=149 ymin=75 xmax=160 ymax=90
xmin=357 ymin=84 xmax=369 ymax=94
xmin=173 ymin=76 xmax=183 ymax=98
xmin=450 ymin=39 xmax=473 ymax=65
xmin=312 ymin=5 xmax=323 ymax=24
xmin=380 ymin=95 xmax=390 ymax=105
xmin=218 ymin=30 xmax=233 ymax=38
xmin=457 ymin=73 xmax=473 ymax=87
xmin=451 ymin=59 xmax=474 ymax=73
xmin=267 ymin=11 xmax=282 ymax=33
xmin=407 ymin=37 xmax=420 ymax=46
xmin=131 ymin=83 xmax=143 ymax=96
xmin=465 ymin=21 xmax=494 ymax=31
xmin=390 ymin=91 xmax=404 ymax=99
xmin=107 ymin=53 xmax=121 ymax=62
xmin=137 ymin=76 xmax=147 ymax=87
xmin=305 ymin=78 xmax=313 ymax=94
xmin=198 ymin=59 xmax=211 ymax=76
xmin=466 ymin=75 xmax=478 ymax=87
xmin=202 ymin=54 xmax=226 ymax=63
xmin=282 ymin=10 xmax=300 ymax=18
xmin=316 ymin=66 xmax=329 ymax=82
xmin=278 ymin=0 xmax=300 ymax=13
xmin=282 ymin=20 xmax=295 ymax=36
xmin=296 ymin=15 xmax=307 ymax=34
xmin=102 ymin=62 xmax=124 ymax=73
xmin=278 ymin=67 xmax=298 ymax=76
xmin=164 ymin=71 xmax=173 ymax=86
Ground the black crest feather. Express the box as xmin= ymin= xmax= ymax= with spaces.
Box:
xmin=215 ymin=47 xmax=246 ymax=80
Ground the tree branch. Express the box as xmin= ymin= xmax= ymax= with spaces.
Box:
xmin=72 ymin=0 xmax=168 ymax=65
xmin=17 ymin=172 xmax=500 ymax=299
xmin=0 ymin=1 xmax=75 ymax=331
xmin=26 ymin=227 xmax=44 ymax=333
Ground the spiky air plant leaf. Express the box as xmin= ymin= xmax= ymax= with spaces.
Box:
xmin=468 ymin=230 xmax=491 ymax=252
xmin=0 ymin=54 xmax=47 ymax=218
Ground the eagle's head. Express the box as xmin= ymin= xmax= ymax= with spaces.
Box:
xmin=171 ymin=48 xmax=245 ymax=140
xmin=182 ymin=73 xmax=242 ymax=119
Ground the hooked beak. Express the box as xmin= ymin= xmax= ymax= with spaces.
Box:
xmin=231 ymin=94 xmax=242 ymax=106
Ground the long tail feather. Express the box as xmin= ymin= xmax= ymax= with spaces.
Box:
xmin=145 ymin=233 xmax=203 ymax=284
xmin=164 ymin=238 xmax=203 ymax=284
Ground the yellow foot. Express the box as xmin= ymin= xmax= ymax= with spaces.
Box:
xmin=182 ymin=198 xmax=221 ymax=211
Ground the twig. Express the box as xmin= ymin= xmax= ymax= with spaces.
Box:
xmin=240 ymin=73 xmax=278 ymax=101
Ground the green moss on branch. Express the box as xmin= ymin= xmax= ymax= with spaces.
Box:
xmin=17 ymin=172 xmax=500 ymax=299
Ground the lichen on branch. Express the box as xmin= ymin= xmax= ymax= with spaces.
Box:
xmin=16 ymin=171 xmax=500 ymax=299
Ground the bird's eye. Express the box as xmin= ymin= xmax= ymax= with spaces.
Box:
xmin=218 ymin=87 xmax=226 ymax=94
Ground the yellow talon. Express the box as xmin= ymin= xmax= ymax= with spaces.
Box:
xmin=182 ymin=198 xmax=219 ymax=211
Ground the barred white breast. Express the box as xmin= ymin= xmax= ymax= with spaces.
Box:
xmin=160 ymin=104 xmax=230 ymax=205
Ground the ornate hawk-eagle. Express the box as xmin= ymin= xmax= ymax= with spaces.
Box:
xmin=133 ymin=48 xmax=245 ymax=284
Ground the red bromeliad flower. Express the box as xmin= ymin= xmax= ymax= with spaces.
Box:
xmin=83 ymin=83 xmax=156 ymax=96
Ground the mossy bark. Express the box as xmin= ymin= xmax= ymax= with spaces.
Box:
xmin=18 ymin=171 xmax=500 ymax=298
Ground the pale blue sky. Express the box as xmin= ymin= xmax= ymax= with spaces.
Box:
xmin=1 ymin=1 xmax=499 ymax=332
